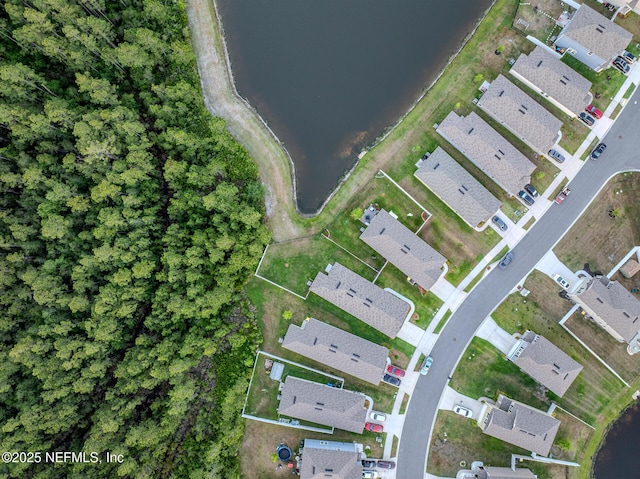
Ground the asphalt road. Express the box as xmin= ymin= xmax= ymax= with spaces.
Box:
xmin=397 ymin=91 xmax=640 ymax=479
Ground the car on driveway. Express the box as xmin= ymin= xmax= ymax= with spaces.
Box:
xmin=454 ymin=405 xmax=472 ymax=417
xmin=585 ymin=104 xmax=603 ymax=119
xmin=554 ymin=186 xmax=571 ymax=204
xmin=553 ymin=274 xmax=571 ymax=290
xmin=370 ymin=411 xmax=386 ymax=422
xmin=492 ymin=216 xmax=507 ymax=231
xmin=498 ymin=252 xmax=513 ymax=270
xmin=524 ymin=183 xmax=538 ymax=198
xmin=365 ymin=422 xmax=383 ymax=433
xmin=613 ymin=56 xmax=630 ymax=74
xmin=518 ymin=190 xmax=535 ymax=206
xmin=591 ymin=142 xmax=606 ymax=160
xmin=420 ymin=355 xmax=433 ymax=375
xmin=386 ymin=365 xmax=405 ymax=377
xmin=622 ymin=50 xmax=636 ymax=64
xmin=382 ymin=373 xmax=401 ymax=387
xmin=377 ymin=460 xmax=396 ymax=469
xmin=548 ymin=149 xmax=565 ymax=163
xmin=362 ymin=470 xmax=377 ymax=478
xmin=579 ymin=112 xmax=595 ymax=126
xmin=362 ymin=460 xmax=376 ymax=468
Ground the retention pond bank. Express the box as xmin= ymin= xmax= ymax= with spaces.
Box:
xmin=593 ymin=401 xmax=640 ymax=478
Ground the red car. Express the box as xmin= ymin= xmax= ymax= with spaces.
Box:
xmin=585 ymin=104 xmax=603 ymax=119
xmin=386 ymin=365 xmax=406 ymax=377
xmin=365 ymin=422 xmax=384 ymax=433
xmin=555 ymin=187 xmax=571 ymax=204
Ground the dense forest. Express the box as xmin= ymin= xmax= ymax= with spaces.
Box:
xmin=0 ymin=0 xmax=270 ymax=477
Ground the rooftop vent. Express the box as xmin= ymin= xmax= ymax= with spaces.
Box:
xmin=596 ymin=27 xmax=604 ymax=33
xmin=461 ymin=184 xmax=469 ymax=191
xmin=499 ymin=90 xmax=505 ymax=97
xmin=498 ymin=149 xmax=505 ymax=155
xmin=468 ymin=127 xmax=475 ymax=134
xmin=536 ymin=60 xmax=543 ymax=67
xmin=521 ymin=104 xmax=528 ymax=110
xmin=458 ymin=189 xmax=466 ymax=195
xmin=518 ymin=109 xmax=526 ymax=115
xmin=335 ymin=281 xmax=341 ymax=289
xmin=379 ymin=227 xmax=386 ymax=235
xmin=560 ymin=79 xmax=567 ymax=85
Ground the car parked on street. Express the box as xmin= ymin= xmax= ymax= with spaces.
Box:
xmin=579 ymin=112 xmax=595 ymax=126
xmin=524 ymin=183 xmax=538 ymax=198
xmin=386 ymin=365 xmax=406 ymax=377
xmin=553 ymin=274 xmax=571 ymax=290
xmin=548 ymin=149 xmax=565 ymax=163
xmin=377 ymin=460 xmax=396 ymax=469
xmin=454 ymin=405 xmax=472 ymax=417
xmin=362 ymin=470 xmax=377 ymax=479
xmin=585 ymin=104 xmax=603 ymax=119
xmin=492 ymin=216 xmax=507 ymax=232
xmin=518 ymin=190 xmax=535 ymax=206
xmin=370 ymin=411 xmax=386 ymax=422
xmin=420 ymin=355 xmax=433 ymax=376
xmin=382 ymin=373 xmax=401 ymax=387
xmin=613 ymin=56 xmax=630 ymax=74
xmin=554 ymin=186 xmax=571 ymax=204
xmin=365 ymin=422 xmax=383 ymax=433
xmin=591 ymin=142 xmax=607 ymax=160
xmin=362 ymin=460 xmax=376 ymax=468
xmin=498 ymin=252 xmax=513 ymax=270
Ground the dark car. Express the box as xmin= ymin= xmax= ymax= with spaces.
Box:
xmin=591 ymin=142 xmax=607 ymax=160
xmin=377 ymin=460 xmax=396 ymax=469
xmin=548 ymin=149 xmax=565 ymax=163
xmin=518 ymin=190 xmax=535 ymax=206
xmin=362 ymin=460 xmax=376 ymax=468
xmin=585 ymin=104 xmax=603 ymax=119
xmin=492 ymin=216 xmax=507 ymax=232
xmin=386 ymin=365 xmax=406 ymax=377
xmin=382 ymin=373 xmax=401 ymax=387
xmin=365 ymin=422 xmax=383 ymax=433
xmin=498 ymin=252 xmax=513 ymax=270
xmin=622 ymin=50 xmax=636 ymax=64
xmin=613 ymin=56 xmax=630 ymax=74
xmin=579 ymin=112 xmax=595 ymax=126
xmin=524 ymin=183 xmax=539 ymax=198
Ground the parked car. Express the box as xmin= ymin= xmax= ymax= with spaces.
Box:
xmin=376 ymin=460 xmax=396 ymax=469
xmin=382 ymin=373 xmax=401 ymax=387
xmin=498 ymin=252 xmax=513 ymax=270
xmin=362 ymin=470 xmax=377 ymax=479
xmin=365 ymin=422 xmax=384 ymax=433
xmin=585 ymin=104 xmax=603 ymax=119
xmin=492 ymin=215 xmax=508 ymax=232
xmin=554 ymin=186 xmax=571 ymax=204
xmin=370 ymin=411 xmax=386 ymax=422
xmin=420 ymin=355 xmax=433 ymax=375
xmin=622 ymin=50 xmax=636 ymax=64
xmin=579 ymin=112 xmax=595 ymax=126
xmin=362 ymin=460 xmax=376 ymax=468
xmin=553 ymin=274 xmax=571 ymax=290
xmin=454 ymin=405 xmax=473 ymax=417
xmin=591 ymin=142 xmax=607 ymax=160
xmin=386 ymin=365 xmax=406 ymax=377
xmin=548 ymin=149 xmax=565 ymax=163
xmin=613 ymin=56 xmax=630 ymax=74
xmin=518 ymin=190 xmax=535 ymax=206
xmin=524 ymin=183 xmax=539 ymax=198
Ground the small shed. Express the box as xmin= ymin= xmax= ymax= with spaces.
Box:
xmin=270 ymin=362 xmax=284 ymax=381
xmin=620 ymin=259 xmax=640 ymax=279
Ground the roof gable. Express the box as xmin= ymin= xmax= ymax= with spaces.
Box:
xmin=300 ymin=441 xmax=362 ymax=479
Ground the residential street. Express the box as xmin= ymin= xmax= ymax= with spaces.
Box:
xmin=397 ymin=89 xmax=640 ymax=479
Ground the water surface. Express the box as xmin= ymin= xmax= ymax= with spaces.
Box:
xmin=216 ymin=0 xmax=493 ymax=213
xmin=593 ymin=402 xmax=640 ymax=478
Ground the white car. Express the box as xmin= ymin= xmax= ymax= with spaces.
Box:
xmin=370 ymin=411 xmax=386 ymax=422
xmin=453 ymin=406 xmax=472 ymax=417
xmin=420 ymin=355 xmax=433 ymax=375
xmin=362 ymin=471 xmax=377 ymax=479
xmin=553 ymin=274 xmax=570 ymax=290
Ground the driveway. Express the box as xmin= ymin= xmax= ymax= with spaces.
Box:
xmin=475 ymin=316 xmax=517 ymax=355
xmin=534 ymin=250 xmax=579 ymax=284
xmin=439 ymin=386 xmax=484 ymax=420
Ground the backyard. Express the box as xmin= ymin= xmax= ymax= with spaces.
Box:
xmin=512 ymin=0 xmax=571 ymax=46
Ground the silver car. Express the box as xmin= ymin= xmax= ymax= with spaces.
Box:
xmin=420 ymin=355 xmax=433 ymax=375
xmin=548 ymin=149 xmax=565 ymax=163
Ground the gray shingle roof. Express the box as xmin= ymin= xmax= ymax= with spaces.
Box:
xmin=278 ymin=377 xmax=367 ymax=433
xmin=572 ymin=276 xmax=640 ymax=343
xmin=511 ymin=46 xmax=593 ymax=116
xmin=508 ymin=331 xmax=583 ymax=397
xmin=414 ymin=147 xmax=502 ymax=228
xmin=300 ymin=440 xmax=362 ymax=479
xmin=558 ymin=4 xmax=632 ymax=62
xmin=477 ymin=74 xmax=562 ymax=154
xmin=309 ymin=262 xmax=410 ymax=338
xmin=484 ymin=466 xmax=537 ymax=479
xmin=436 ymin=111 xmax=535 ymax=196
xmin=359 ymin=209 xmax=446 ymax=290
xmin=282 ymin=317 xmax=388 ymax=384
xmin=481 ymin=395 xmax=560 ymax=456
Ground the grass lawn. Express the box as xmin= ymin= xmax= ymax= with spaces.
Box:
xmin=433 ymin=310 xmax=452 ymax=334
xmin=512 ymin=0 xmax=571 ymax=45
xmin=552 ymin=408 xmax=595 ymax=463
xmin=553 ymin=172 xmax=640 ymax=273
xmin=399 ymin=393 xmax=409 ymax=414
xmin=561 ymin=54 xmax=627 ymax=111
xmin=257 ymin=235 xmax=377 ymax=296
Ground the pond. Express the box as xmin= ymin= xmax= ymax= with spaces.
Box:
xmin=216 ymin=0 xmax=494 ymax=213
xmin=593 ymin=401 xmax=640 ymax=478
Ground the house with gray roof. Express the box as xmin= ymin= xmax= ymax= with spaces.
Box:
xmin=479 ymin=394 xmax=560 ymax=456
xmin=309 ymin=262 xmax=411 ymax=338
xmin=507 ymin=330 xmax=583 ymax=397
xmin=414 ymin=147 xmax=502 ymax=228
xmin=569 ymin=275 xmax=640 ymax=355
xmin=554 ymin=4 xmax=632 ymax=72
xmin=300 ymin=439 xmax=362 ymax=479
xmin=510 ymin=46 xmax=593 ymax=118
xmin=359 ymin=209 xmax=446 ymax=291
xmin=483 ymin=466 xmax=537 ymax=479
xmin=282 ymin=317 xmax=388 ymax=384
xmin=278 ymin=377 xmax=367 ymax=433
xmin=477 ymin=74 xmax=562 ymax=155
xmin=436 ymin=111 xmax=535 ymax=196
